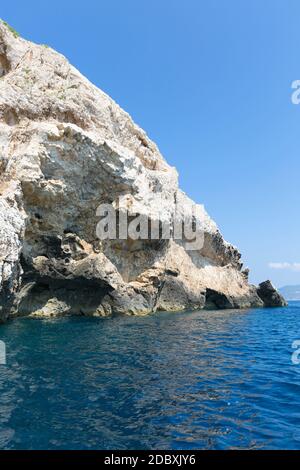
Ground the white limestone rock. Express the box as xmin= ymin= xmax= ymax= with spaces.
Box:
xmin=0 ymin=21 xmax=284 ymax=320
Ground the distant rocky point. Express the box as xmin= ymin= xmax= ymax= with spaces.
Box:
xmin=0 ymin=21 xmax=287 ymax=321
xmin=279 ymin=285 xmax=300 ymax=301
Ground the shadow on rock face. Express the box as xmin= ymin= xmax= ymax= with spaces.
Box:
xmin=204 ymin=288 xmax=235 ymax=310
xmin=0 ymin=53 xmax=10 ymax=77
xmin=17 ymin=277 xmax=113 ymax=317
xmin=257 ymin=280 xmax=288 ymax=307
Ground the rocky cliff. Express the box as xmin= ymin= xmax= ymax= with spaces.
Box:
xmin=0 ymin=21 xmax=286 ymax=321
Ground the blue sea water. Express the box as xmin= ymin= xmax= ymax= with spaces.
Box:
xmin=0 ymin=302 xmax=300 ymax=450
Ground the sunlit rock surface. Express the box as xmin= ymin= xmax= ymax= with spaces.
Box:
xmin=0 ymin=22 xmax=285 ymax=321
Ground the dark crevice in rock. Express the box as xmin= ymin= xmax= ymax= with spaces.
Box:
xmin=0 ymin=34 xmax=11 ymax=77
xmin=17 ymin=255 xmax=114 ymax=317
xmin=204 ymin=288 xmax=234 ymax=310
xmin=17 ymin=278 xmax=113 ymax=317
xmin=2 ymin=108 xmax=19 ymax=126
xmin=0 ymin=52 xmax=10 ymax=77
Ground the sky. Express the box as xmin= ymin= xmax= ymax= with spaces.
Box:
xmin=2 ymin=0 xmax=300 ymax=287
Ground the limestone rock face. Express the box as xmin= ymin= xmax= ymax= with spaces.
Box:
xmin=0 ymin=22 xmax=286 ymax=320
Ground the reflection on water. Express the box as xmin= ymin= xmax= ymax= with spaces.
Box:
xmin=0 ymin=303 xmax=300 ymax=449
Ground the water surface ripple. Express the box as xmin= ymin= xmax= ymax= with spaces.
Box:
xmin=0 ymin=303 xmax=299 ymax=449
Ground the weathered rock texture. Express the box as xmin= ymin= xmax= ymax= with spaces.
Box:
xmin=0 ymin=22 xmax=287 ymax=321
xmin=257 ymin=281 xmax=287 ymax=308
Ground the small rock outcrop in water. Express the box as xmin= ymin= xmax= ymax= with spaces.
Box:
xmin=0 ymin=22 xmax=286 ymax=321
xmin=257 ymin=281 xmax=287 ymax=308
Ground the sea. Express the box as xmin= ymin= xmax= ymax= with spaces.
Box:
xmin=0 ymin=302 xmax=299 ymax=450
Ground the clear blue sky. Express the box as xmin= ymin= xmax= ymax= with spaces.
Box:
xmin=2 ymin=0 xmax=300 ymax=287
